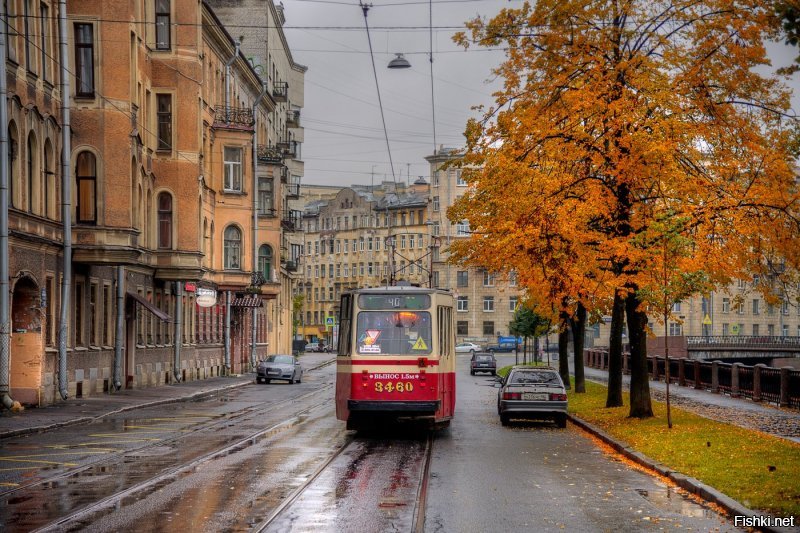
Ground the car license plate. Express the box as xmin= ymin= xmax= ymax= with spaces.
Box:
xmin=522 ymin=393 xmax=547 ymax=401
xmin=479 ymin=364 xmax=488 ymax=367
xmin=269 ymin=370 xmax=280 ymax=375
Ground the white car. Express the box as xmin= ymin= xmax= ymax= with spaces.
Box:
xmin=455 ymin=342 xmax=483 ymax=354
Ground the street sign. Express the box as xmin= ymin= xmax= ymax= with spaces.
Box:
xmin=326 ymin=316 xmax=335 ymax=326
xmin=731 ymin=324 xmax=740 ymax=334
xmin=702 ymin=314 xmax=712 ymax=325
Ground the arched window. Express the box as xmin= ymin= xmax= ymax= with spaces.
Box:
xmin=44 ymin=139 xmax=54 ymax=219
xmin=157 ymin=192 xmax=172 ymax=249
xmin=223 ymin=226 xmax=241 ymax=270
xmin=258 ymin=244 xmax=273 ymax=281
xmin=8 ymin=123 xmax=18 ymax=209
xmin=76 ymin=151 xmax=96 ymax=224
xmin=27 ymin=132 xmax=39 ymax=214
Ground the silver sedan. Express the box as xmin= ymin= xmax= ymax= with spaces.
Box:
xmin=257 ymin=354 xmax=303 ymax=384
xmin=497 ymin=367 xmax=567 ymax=427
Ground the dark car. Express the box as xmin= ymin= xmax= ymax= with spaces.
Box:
xmin=470 ymin=352 xmax=497 ymax=375
xmin=487 ymin=341 xmax=516 ymax=353
xmin=497 ymin=366 xmax=567 ymax=428
xmin=257 ymin=354 xmax=303 ymax=384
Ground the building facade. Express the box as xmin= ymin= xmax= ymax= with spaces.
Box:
xmin=425 ymin=148 xmax=522 ymax=345
xmin=3 ymin=0 xmax=302 ymax=407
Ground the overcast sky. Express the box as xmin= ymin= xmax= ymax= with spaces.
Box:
xmin=280 ymin=0 xmax=800 ymax=188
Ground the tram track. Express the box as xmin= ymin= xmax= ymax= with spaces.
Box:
xmin=31 ymin=396 xmax=334 ymax=533
xmin=256 ymin=431 xmax=436 ymax=532
xmin=0 ymin=382 xmax=334 ymax=500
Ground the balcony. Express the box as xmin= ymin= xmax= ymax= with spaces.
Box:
xmin=280 ymin=166 xmax=289 ymax=183
xmin=281 ymin=209 xmax=302 ymax=232
xmin=283 ymin=259 xmax=299 ymax=272
xmin=286 ymin=180 xmax=300 ymax=198
xmin=273 ymin=81 xmax=288 ymax=102
xmin=214 ymin=106 xmax=255 ymax=129
xmin=287 ymin=109 xmax=300 ymax=127
xmin=277 ymin=140 xmax=299 ymax=159
xmin=257 ymin=144 xmax=283 ymax=164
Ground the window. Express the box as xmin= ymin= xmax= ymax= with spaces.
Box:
xmin=76 ymin=152 xmax=97 ymax=224
xmin=483 ymin=270 xmax=495 ymax=287
xmin=483 ymin=321 xmax=495 ymax=336
xmin=155 ymin=0 xmax=171 ymax=50
xmin=457 ymin=296 xmax=468 ymax=312
xmin=768 ymin=324 xmax=775 ymax=336
xmin=223 ymin=147 xmax=242 ymax=191
xmin=27 ymin=133 xmax=37 ymax=213
xmin=432 ymin=171 xmax=439 ymax=186
xmin=669 ymin=322 xmax=682 ymax=336
xmin=4 ymin=0 xmax=17 ymax=62
xmin=157 ymin=192 xmax=172 ymax=249
xmin=432 ymin=271 xmax=440 ymax=288
xmin=156 ymin=94 xmax=172 ymax=150
xmin=45 ymin=276 xmax=54 ymax=346
xmin=74 ymin=23 xmax=95 ymax=96
xmin=721 ymin=297 xmax=730 ymax=313
xmin=722 ymin=323 xmax=729 ymax=336
xmin=431 ymin=222 xmax=440 ymax=236
xmin=74 ymin=281 xmax=84 ymax=347
xmin=223 ymin=226 xmax=241 ymax=269
xmin=752 ymin=324 xmax=759 ymax=336
xmin=782 ymin=324 xmax=789 ymax=337
xmin=782 ymin=300 xmax=790 ymax=315
xmin=456 ymin=169 xmax=467 ymax=186
xmin=258 ymin=244 xmax=273 ymax=281
xmin=456 ymin=271 xmax=468 ymax=287
xmin=483 ymin=296 xmax=494 ymax=312
xmin=456 ymin=221 xmax=470 ymax=236
xmin=433 ymin=196 xmax=440 ymax=212
xmin=102 ymin=284 xmax=112 ymax=346
xmin=258 ymin=177 xmax=273 ymax=214
xmin=89 ymin=282 xmax=98 ymax=346
xmin=508 ymin=270 xmax=517 ymax=286
xmin=23 ymin=0 xmax=32 ymax=71
xmin=672 ymin=302 xmax=681 ymax=312
xmin=509 ymin=296 xmax=518 ymax=312
xmin=752 ymin=299 xmax=760 ymax=315
xmin=40 ymin=3 xmax=49 ymax=80
xmin=457 ymin=321 xmax=468 ymax=335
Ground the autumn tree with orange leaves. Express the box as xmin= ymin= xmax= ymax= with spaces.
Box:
xmin=450 ymin=0 xmax=800 ymax=418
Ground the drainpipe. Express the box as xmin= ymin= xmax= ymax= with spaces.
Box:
xmin=251 ymin=81 xmax=267 ymax=371
xmin=112 ymin=266 xmax=124 ymax=390
xmin=224 ymin=40 xmax=241 ymax=120
xmin=173 ymin=282 xmax=183 ymax=382
xmin=0 ymin=2 xmax=19 ymax=411
xmin=224 ymin=290 xmax=231 ymax=374
xmin=57 ymin=0 xmax=71 ymax=401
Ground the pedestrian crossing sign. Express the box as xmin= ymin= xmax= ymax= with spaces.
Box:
xmin=411 ymin=337 xmax=428 ymax=351
xmin=326 ymin=316 xmax=335 ymax=327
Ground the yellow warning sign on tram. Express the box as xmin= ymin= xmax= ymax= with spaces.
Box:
xmin=411 ymin=337 xmax=428 ymax=351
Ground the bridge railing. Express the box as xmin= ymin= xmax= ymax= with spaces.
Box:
xmin=584 ymin=349 xmax=799 ymax=409
xmin=686 ymin=335 xmax=800 ymax=349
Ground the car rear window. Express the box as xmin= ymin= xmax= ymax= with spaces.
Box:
xmin=509 ymin=371 xmax=561 ymax=385
xmin=475 ymin=355 xmax=494 ymax=362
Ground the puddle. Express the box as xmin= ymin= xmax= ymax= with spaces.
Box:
xmin=634 ymin=486 xmax=717 ymax=518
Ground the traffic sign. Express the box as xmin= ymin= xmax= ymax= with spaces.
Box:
xmin=702 ymin=314 xmax=712 ymax=325
xmin=731 ymin=324 xmax=740 ymax=334
xmin=325 ymin=316 xmax=336 ymax=328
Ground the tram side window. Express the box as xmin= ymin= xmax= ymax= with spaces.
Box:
xmin=356 ymin=310 xmax=432 ymax=355
xmin=338 ymin=294 xmax=353 ymax=356
xmin=437 ymin=306 xmax=453 ymax=356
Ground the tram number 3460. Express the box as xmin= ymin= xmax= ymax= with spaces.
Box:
xmin=374 ymin=381 xmax=415 ymax=393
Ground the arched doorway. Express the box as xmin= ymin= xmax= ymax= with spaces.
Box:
xmin=10 ymin=276 xmax=43 ymax=405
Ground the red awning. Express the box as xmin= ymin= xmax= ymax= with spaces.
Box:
xmin=231 ymin=296 xmax=263 ymax=308
xmin=127 ymin=291 xmax=171 ymax=322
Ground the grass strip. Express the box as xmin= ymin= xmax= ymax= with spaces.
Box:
xmin=566 ymin=380 xmax=800 ymax=517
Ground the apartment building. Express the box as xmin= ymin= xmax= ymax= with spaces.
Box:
xmin=3 ymin=0 xmax=302 ymax=406
xmin=425 ymin=148 xmax=522 ymax=345
xmin=298 ymin=181 xmax=431 ymax=344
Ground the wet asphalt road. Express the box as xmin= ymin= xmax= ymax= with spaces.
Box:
xmin=424 ymin=353 xmax=738 ymax=532
xmin=0 ymin=353 xmax=742 ymax=532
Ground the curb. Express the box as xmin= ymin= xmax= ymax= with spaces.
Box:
xmin=1 ymin=357 xmax=337 ymax=441
xmin=568 ymin=413 xmax=796 ymax=533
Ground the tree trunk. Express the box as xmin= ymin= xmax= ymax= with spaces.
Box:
xmin=626 ymin=287 xmax=653 ymax=418
xmin=523 ymin=337 xmax=527 ymax=365
xmin=570 ymin=302 xmax=586 ymax=393
xmin=558 ymin=311 xmax=570 ymax=389
xmin=534 ymin=336 xmax=540 ymax=364
xmin=606 ymin=290 xmax=626 ymax=407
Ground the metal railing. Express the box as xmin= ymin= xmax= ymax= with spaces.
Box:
xmin=584 ymin=349 xmax=800 ymax=409
xmin=214 ymin=106 xmax=255 ymax=128
xmin=272 ymin=81 xmax=288 ymax=101
xmin=281 ymin=210 xmax=302 ymax=232
xmin=257 ymin=144 xmax=283 ymax=164
xmin=687 ymin=335 xmax=800 ymax=348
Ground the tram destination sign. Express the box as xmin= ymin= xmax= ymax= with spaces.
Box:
xmin=358 ymin=294 xmax=430 ymax=310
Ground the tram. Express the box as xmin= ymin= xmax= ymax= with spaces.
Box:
xmin=335 ymin=286 xmax=456 ymax=430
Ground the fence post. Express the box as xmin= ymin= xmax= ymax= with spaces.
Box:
xmin=678 ymin=358 xmax=686 ymax=387
xmin=711 ymin=360 xmax=719 ymax=393
xmin=731 ymin=362 xmax=741 ymax=398
xmin=694 ymin=360 xmax=701 ymax=389
xmin=753 ymin=363 xmax=765 ymax=402
xmin=780 ymin=367 xmax=791 ymax=408
xmin=652 ymin=356 xmax=659 ymax=381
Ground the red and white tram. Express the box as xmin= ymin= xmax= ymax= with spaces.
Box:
xmin=335 ymin=286 xmax=456 ymax=430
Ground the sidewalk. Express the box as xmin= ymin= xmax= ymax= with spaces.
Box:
xmin=576 ymin=363 xmax=800 ymax=443
xmin=0 ymin=353 xmax=336 ymax=440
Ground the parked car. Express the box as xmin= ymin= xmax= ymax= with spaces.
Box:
xmin=306 ymin=341 xmax=330 ymax=353
xmin=455 ymin=342 xmax=483 ymax=355
xmin=257 ymin=354 xmax=303 ymax=384
xmin=497 ymin=366 xmax=567 ymax=428
xmin=470 ymin=352 xmax=497 ymax=375
xmin=487 ymin=341 xmax=517 ymax=353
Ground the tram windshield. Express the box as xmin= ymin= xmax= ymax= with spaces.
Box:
xmin=355 ymin=311 xmax=433 ymax=355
